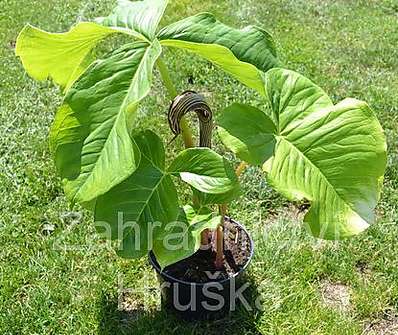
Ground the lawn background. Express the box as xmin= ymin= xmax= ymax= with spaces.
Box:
xmin=1 ymin=0 xmax=397 ymax=334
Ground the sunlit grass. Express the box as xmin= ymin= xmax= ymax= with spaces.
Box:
xmin=1 ymin=0 xmax=397 ymax=333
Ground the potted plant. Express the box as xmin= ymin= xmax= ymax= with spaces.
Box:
xmin=16 ymin=0 xmax=387 ymax=320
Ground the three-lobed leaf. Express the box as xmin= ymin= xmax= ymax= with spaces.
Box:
xmin=15 ymin=0 xmax=170 ymax=92
xmin=218 ymin=68 xmax=387 ymax=239
xmin=17 ymin=0 xmax=384 ymax=258
xmin=95 ymin=130 xmax=237 ymax=267
xmin=17 ymin=0 xmax=272 ymax=208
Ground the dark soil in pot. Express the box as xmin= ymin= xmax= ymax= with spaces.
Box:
xmin=163 ymin=218 xmax=252 ymax=282
xmin=149 ymin=217 xmax=254 ymax=320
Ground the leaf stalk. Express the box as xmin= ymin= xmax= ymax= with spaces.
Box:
xmin=215 ymin=204 xmax=227 ymax=269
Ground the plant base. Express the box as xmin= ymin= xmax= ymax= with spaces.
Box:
xmin=149 ymin=217 xmax=254 ymax=321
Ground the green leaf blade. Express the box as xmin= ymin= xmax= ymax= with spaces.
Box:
xmin=220 ymin=68 xmax=387 ymax=239
xmin=267 ymin=70 xmax=387 ymax=239
xmin=218 ymin=103 xmax=277 ymax=166
xmin=160 ymin=40 xmax=266 ymax=95
xmin=158 ymin=12 xmax=280 ymax=95
xmin=168 ymin=148 xmax=240 ymax=202
xmin=158 ymin=12 xmax=279 ymax=71
xmin=50 ymin=41 xmax=162 ymax=204
xmin=95 ymin=132 xmax=222 ymax=267
xmin=15 ymin=22 xmax=120 ymax=91
xmin=94 ymin=130 xmax=179 ymax=259
xmin=96 ymin=0 xmax=169 ymax=40
xmin=153 ymin=205 xmax=221 ymax=269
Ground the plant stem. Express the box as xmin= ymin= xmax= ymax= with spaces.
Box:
xmin=179 ymin=118 xmax=194 ymax=148
xmin=156 ymin=58 xmax=194 ymax=148
xmin=215 ymin=204 xmax=227 ymax=269
xmin=235 ymin=161 xmax=248 ymax=177
xmin=214 ymin=163 xmax=247 ymax=267
xmin=157 ymin=58 xmax=178 ymax=98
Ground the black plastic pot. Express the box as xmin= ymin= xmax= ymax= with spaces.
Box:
xmin=149 ymin=217 xmax=254 ymax=320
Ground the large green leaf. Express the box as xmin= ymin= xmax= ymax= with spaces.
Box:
xmin=153 ymin=205 xmax=221 ymax=269
xmin=218 ymin=68 xmax=387 ymax=239
xmin=96 ymin=0 xmax=169 ymax=41
xmin=16 ymin=0 xmax=168 ymax=91
xmin=15 ymin=22 xmax=120 ymax=91
xmin=168 ymin=147 xmax=240 ymax=201
xmin=95 ymin=130 xmax=179 ymax=259
xmin=158 ymin=12 xmax=280 ymax=95
xmin=95 ymin=131 xmax=231 ymax=267
xmin=50 ymin=41 xmax=162 ymax=205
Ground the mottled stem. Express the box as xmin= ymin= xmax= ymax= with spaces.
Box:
xmin=215 ymin=204 xmax=227 ymax=269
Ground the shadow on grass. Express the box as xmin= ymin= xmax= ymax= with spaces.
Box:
xmin=98 ymin=276 xmax=263 ymax=335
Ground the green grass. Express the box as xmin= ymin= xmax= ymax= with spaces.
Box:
xmin=1 ymin=0 xmax=398 ymax=334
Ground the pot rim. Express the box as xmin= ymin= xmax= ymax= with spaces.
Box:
xmin=149 ymin=216 xmax=254 ymax=287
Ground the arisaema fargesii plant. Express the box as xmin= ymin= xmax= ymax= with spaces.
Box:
xmin=15 ymin=0 xmax=387 ymax=271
